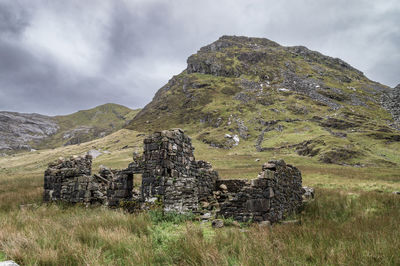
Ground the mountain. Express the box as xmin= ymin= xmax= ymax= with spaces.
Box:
xmin=128 ymin=35 xmax=400 ymax=166
xmin=0 ymin=103 xmax=140 ymax=154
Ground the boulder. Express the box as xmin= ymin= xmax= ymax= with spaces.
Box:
xmin=212 ymin=219 xmax=224 ymax=228
xmin=303 ymin=186 xmax=315 ymax=201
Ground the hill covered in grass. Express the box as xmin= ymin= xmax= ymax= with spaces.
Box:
xmin=0 ymin=103 xmax=140 ymax=154
xmin=128 ymin=35 xmax=400 ymax=166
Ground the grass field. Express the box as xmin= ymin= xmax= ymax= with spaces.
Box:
xmin=0 ymin=129 xmax=399 ymax=265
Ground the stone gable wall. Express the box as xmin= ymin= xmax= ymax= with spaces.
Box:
xmin=141 ymin=129 xmax=219 ymax=213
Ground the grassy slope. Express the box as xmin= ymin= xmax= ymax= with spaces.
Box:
xmin=128 ymin=36 xmax=399 ymax=166
xmin=32 ymin=103 xmax=140 ymax=150
xmin=130 ymin=70 xmax=400 ymax=166
xmin=0 ymin=129 xmax=400 ymax=265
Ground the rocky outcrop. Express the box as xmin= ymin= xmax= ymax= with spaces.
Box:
xmin=1 ymin=104 xmax=137 ymax=153
xmin=62 ymin=126 xmax=98 ymax=146
xmin=0 ymin=112 xmax=58 ymax=152
xmin=187 ymin=36 xmax=280 ymax=78
xmin=381 ymin=84 xmax=400 ymax=127
xmin=186 ymin=36 xmax=367 ymax=112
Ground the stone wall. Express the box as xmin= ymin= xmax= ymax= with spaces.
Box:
xmin=97 ymin=166 xmax=134 ymax=207
xmin=216 ymin=159 xmax=304 ymax=223
xmin=194 ymin=160 xmax=219 ymax=202
xmin=43 ymin=155 xmax=104 ymax=204
xmin=43 ymin=155 xmax=134 ymax=206
xmin=141 ymin=129 xmax=219 ymax=213
xmin=43 ymin=129 xmax=306 ymax=223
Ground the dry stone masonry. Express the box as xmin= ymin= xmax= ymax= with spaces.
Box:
xmin=216 ymin=160 xmax=304 ymax=223
xmin=43 ymin=155 xmax=97 ymax=203
xmin=43 ymin=129 xmax=309 ymax=223
xmin=141 ymin=129 xmax=219 ymax=213
xmin=44 ymin=155 xmax=133 ymax=206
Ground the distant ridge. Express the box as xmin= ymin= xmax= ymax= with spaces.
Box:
xmin=0 ymin=103 xmax=140 ymax=153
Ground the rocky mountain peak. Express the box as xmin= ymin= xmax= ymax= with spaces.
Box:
xmin=187 ymin=35 xmax=365 ymax=83
xmin=129 ymin=35 xmax=400 ymax=166
xmin=200 ymin=35 xmax=281 ymax=52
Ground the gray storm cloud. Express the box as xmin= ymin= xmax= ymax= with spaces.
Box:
xmin=0 ymin=0 xmax=399 ymax=115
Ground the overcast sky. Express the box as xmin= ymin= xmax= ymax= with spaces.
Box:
xmin=0 ymin=0 xmax=399 ymax=115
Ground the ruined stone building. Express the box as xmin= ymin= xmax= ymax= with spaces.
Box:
xmin=43 ymin=129 xmax=306 ymax=223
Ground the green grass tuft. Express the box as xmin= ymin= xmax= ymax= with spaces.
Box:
xmin=0 ymin=251 xmax=6 ymax=261
xmin=149 ymin=210 xmax=195 ymax=224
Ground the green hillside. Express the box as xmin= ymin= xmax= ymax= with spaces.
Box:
xmin=33 ymin=103 xmax=140 ymax=149
xmin=128 ymin=36 xmax=400 ymax=166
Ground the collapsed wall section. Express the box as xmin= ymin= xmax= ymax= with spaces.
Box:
xmin=43 ymin=155 xmax=134 ymax=206
xmin=43 ymin=155 xmax=104 ymax=203
xmin=216 ymin=159 xmax=304 ymax=223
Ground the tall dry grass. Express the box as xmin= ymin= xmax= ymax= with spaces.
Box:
xmin=0 ymin=189 xmax=399 ymax=265
xmin=1 ymin=130 xmax=399 ymax=265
